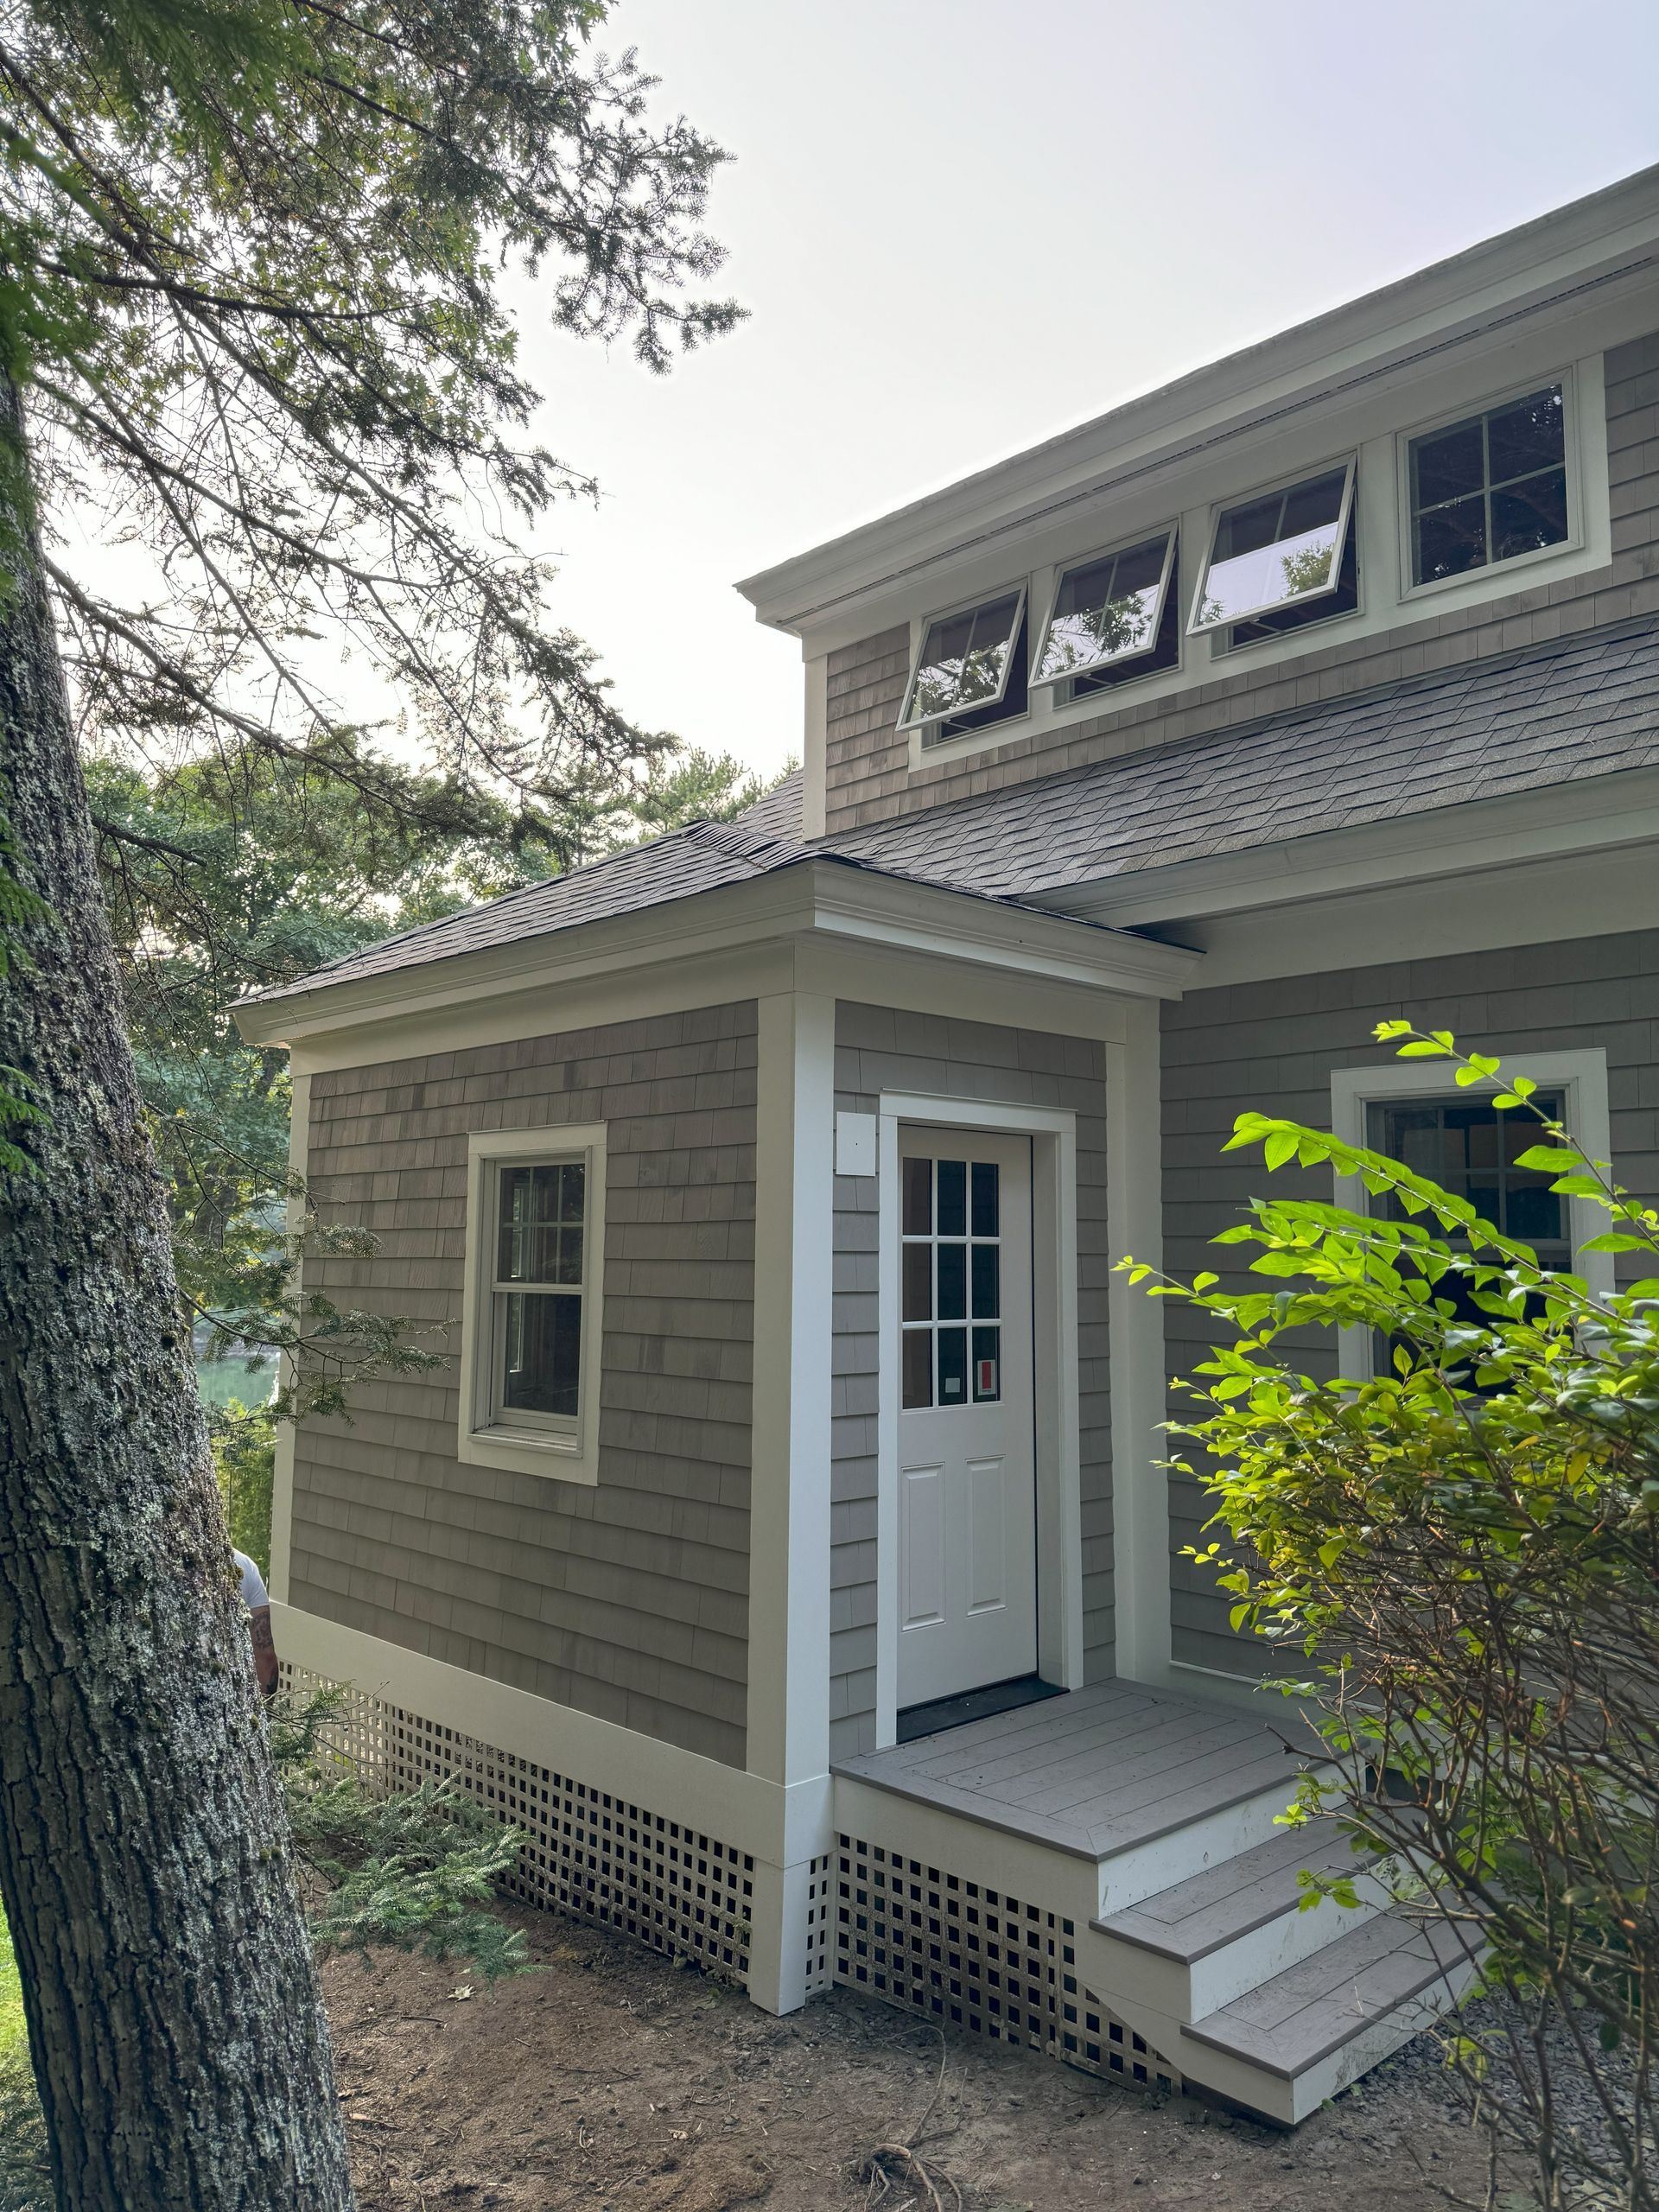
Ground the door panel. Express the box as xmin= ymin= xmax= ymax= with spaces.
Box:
xmin=896 ymin=1128 xmax=1037 ymax=1712
xmin=967 ymin=1456 xmax=1007 ymax=1613
xmin=900 ymin=1463 xmax=945 ymax=1630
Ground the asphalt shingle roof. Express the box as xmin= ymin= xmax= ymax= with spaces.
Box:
xmin=236 ymin=786 xmax=810 ymax=1003
xmin=826 ymin=617 xmax=1659 ymax=898
xmin=239 ymin=617 xmax=1659 ymax=1011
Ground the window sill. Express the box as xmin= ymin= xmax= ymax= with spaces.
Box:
xmin=456 ymin=1424 xmax=599 ymax=1486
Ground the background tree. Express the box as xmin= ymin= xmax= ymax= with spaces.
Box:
xmin=0 ymin=2 xmax=740 ymax=2204
xmin=1131 ymin=1027 xmax=1659 ymax=2210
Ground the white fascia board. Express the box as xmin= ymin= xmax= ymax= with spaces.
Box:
xmin=737 ymin=168 xmax=1659 ymax=639
xmin=1028 ymin=766 xmax=1659 ymax=932
xmin=232 ymin=859 xmax=1201 ymax=1054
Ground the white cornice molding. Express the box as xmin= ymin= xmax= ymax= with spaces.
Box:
xmin=737 ymin=168 xmax=1659 ymax=638
xmin=1031 ymin=766 xmax=1659 ymax=931
xmin=232 ymin=858 xmax=1200 ymax=1054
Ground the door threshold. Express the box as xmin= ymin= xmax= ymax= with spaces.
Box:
xmin=896 ymin=1673 xmax=1065 ymax=1745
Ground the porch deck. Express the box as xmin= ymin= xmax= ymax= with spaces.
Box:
xmin=832 ymin=1678 xmax=1326 ymax=1864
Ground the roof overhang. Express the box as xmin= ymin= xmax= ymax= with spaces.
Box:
xmin=233 ymin=857 xmax=1201 ymax=1052
xmin=738 ymin=164 xmax=1659 ymax=639
xmin=1025 ymin=763 xmax=1659 ymax=931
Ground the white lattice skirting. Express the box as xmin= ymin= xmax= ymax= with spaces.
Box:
xmin=833 ymin=1830 xmax=1182 ymax=2093
xmin=284 ymin=1667 xmax=756 ymax=1986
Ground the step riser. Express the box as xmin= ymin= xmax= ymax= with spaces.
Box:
xmin=1280 ymin=1950 xmax=1484 ymax=2123
xmin=1094 ymin=1780 xmax=1315 ymax=1916
xmin=1091 ymin=1883 xmax=1389 ymax=2020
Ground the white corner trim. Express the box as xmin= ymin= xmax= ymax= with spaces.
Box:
xmin=873 ymin=1093 xmax=1084 ymax=1749
xmin=269 ymin=1070 xmax=309 ymax=1606
xmin=747 ymin=991 xmax=836 ymax=1790
xmin=1329 ymin=1047 xmax=1614 ymax=1381
xmin=457 ymin=1122 xmax=607 ymax=1484
xmin=802 ymin=656 xmax=828 ymax=842
xmin=1103 ymin=1004 xmax=1173 ymax=1687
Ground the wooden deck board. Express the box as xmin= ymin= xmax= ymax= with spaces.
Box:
xmin=1096 ymin=1819 xmax=1361 ymax=1963
xmin=833 ymin=1679 xmax=1327 ymax=1864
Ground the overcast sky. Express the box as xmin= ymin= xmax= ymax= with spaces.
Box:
xmin=507 ymin=0 xmax=1659 ymax=779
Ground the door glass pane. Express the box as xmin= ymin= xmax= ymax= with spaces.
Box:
xmin=972 ymin=1325 xmax=1001 ymax=1403
xmin=497 ymin=1291 xmax=582 ymax=1416
xmin=971 ymin=1243 xmax=1000 ymax=1319
xmin=937 ymin=1160 xmax=967 ymax=1237
xmin=902 ymin=1156 xmax=931 ymax=1236
xmin=902 ymin=1329 xmax=932 ymax=1410
xmin=971 ymin=1161 xmax=999 ymax=1237
xmin=937 ymin=1243 xmax=967 ymax=1320
xmin=902 ymin=1242 xmax=932 ymax=1323
xmin=937 ymin=1326 xmax=967 ymax=1406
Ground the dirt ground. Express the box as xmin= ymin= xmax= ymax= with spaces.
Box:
xmin=326 ymin=1900 xmax=1511 ymax=2212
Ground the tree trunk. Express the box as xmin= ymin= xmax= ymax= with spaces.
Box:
xmin=0 ymin=373 xmax=356 ymax=2208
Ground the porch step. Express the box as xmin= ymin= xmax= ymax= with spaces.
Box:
xmin=1090 ymin=1817 xmax=1388 ymax=2017
xmin=1178 ymin=1907 xmax=1476 ymax=2122
xmin=833 ymin=1680 xmax=1328 ymax=1908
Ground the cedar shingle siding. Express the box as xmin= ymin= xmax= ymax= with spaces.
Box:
xmin=292 ymin=1002 xmax=758 ymax=1766
xmin=823 ymin=328 xmax=1659 ymax=834
xmin=1160 ymin=930 xmax=1659 ymax=1676
xmin=830 ymin=1003 xmax=1112 ymax=1758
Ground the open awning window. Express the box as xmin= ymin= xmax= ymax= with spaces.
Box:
xmin=898 ymin=586 xmax=1027 ymax=730
xmin=1032 ymin=530 xmax=1176 ymax=685
xmin=1189 ymin=461 xmax=1356 ymax=633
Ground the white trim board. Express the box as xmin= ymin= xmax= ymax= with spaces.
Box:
xmin=1103 ymin=1003 xmax=1172 ymax=1687
xmin=747 ymin=991 xmax=836 ymax=1790
xmin=873 ymin=1093 xmax=1084 ymax=1749
xmin=238 ymin=860 xmax=1199 ymax=1063
xmin=1329 ymin=1047 xmax=1614 ymax=1382
xmin=456 ymin=1122 xmax=607 ymax=1484
xmin=273 ymin=1603 xmax=834 ymax=1871
xmin=1133 ymin=836 xmax=1659 ymax=991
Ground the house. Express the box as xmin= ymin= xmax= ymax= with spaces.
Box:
xmin=234 ymin=165 xmax=1659 ymax=2122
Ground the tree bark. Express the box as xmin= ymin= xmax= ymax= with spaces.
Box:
xmin=0 ymin=372 xmax=356 ymax=2208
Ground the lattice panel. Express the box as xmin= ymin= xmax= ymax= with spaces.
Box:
xmin=834 ymin=1833 xmax=1180 ymax=2093
xmin=802 ymin=1853 xmax=834 ymax=1996
xmin=278 ymin=1667 xmax=753 ymax=1986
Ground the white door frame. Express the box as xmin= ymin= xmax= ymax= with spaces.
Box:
xmin=874 ymin=1092 xmax=1084 ymax=1750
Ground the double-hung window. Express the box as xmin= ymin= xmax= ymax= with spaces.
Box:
xmin=460 ymin=1123 xmax=606 ymax=1480
xmin=1407 ymin=381 xmax=1571 ymax=587
xmin=1190 ymin=461 xmax=1357 ymax=641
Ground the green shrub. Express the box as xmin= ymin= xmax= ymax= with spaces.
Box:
xmin=1131 ymin=1024 xmax=1659 ymax=2209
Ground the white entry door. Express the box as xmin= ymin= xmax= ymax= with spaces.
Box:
xmin=896 ymin=1127 xmax=1037 ymax=1712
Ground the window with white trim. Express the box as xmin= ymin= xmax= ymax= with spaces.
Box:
xmin=899 ymin=586 xmax=1027 ymax=740
xmin=1407 ymin=381 xmax=1570 ymax=587
xmin=1190 ymin=461 xmax=1357 ymax=637
xmin=1032 ymin=529 xmax=1178 ymax=689
xmin=461 ymin=1124 xmax=606 ymax=1480
xmin=1329 ymin=1051 xmax=1611 ymax=1382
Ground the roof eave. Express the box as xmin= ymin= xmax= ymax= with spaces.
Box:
xmin=232 ymin=856 xmax=1200 ymax=1051
xmin=737 ymin=163 xmax=1659 ymax=637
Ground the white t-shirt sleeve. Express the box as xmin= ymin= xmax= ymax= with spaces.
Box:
xmin=233 ymin=1550 xmax=270 ymax=1610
